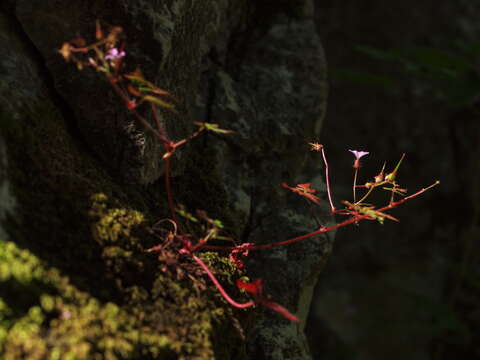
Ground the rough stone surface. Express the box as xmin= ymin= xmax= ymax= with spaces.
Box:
xmin=0 ymin=1 xmax=330 ymax=359
xmin=0 ymin=139 xmax=16 ymax=241
xmin=192 ymin=6 xmax=332 ymax=357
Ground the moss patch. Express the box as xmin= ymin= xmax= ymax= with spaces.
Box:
xmin=0 ymin=98 xmax=249 ymax=358
xmin=0 ymin=239 xmax=173 ymax=360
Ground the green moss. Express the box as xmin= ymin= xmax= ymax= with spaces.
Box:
xmin=90 ymin=193 xmax=145 ymax=245
xmin=1 ymin=99 xmax=250 ymax=358
xmin=0 ymin=239 xmax=174 ymax=360
xmin=199 ymin=252 xmax=239 ymax=286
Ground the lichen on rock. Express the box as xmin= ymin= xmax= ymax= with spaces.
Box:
xmin=1 ymin=0 xmax=331 ymax=358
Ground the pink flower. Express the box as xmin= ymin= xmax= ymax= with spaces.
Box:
xmin=349 ymin=150 xmax=369 ymax=159
xmin=105 ymin=48 xmax=125 ymax=61
xmin=349 ymin=149 xmax=369 ymax=169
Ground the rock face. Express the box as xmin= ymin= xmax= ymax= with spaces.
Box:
xmin=0 ymin=138 xmax=15 ymax=242
xmin=0 ymin=1 xmax=330 ymax=359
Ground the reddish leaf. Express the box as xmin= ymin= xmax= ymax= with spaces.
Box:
xmin=236 ymin=279 xmax=262 ymax=297
xmin=127 ymin=84 xmax=142 ymax=97
xmin=262 ymin=300 xmax=299 ymax=322
xmin=150 ymin=87 xmax=172 ymax=96
xmin=95 ymin=20 xmax=103 ymax=40
xmin=282 ymin=183 xmax=321 ymax=205
xmin=236 ymin=279 xmax=299 ymax=322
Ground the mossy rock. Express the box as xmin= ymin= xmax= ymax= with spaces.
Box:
xmin=0 ymin=89 xmax=250 ymax=359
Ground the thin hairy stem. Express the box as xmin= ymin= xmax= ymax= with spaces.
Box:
xmin=353 ymin=167 xmax=358 ymax=203
xmin=356 ymin=184 xmax=375 ymax=205
xmin=321 ymin=147 xmax=335 ymax=213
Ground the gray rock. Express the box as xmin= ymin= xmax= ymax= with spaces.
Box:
xmin=1 ymin=1 xmax=331 ymax=358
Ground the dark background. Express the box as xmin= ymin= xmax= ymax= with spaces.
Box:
xmin=307 ymin=1 xmax=480 ymax=359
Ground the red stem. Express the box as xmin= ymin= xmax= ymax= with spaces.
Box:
xmin=109 ymin=81 xmax=169 ymax=142
xmin=110 ymin=77 xmax=180 ymax=225
xmin=202 ymin=181 xmax=440 ymax=252
xmin=192 ymin=255 xmax=255 ymax=309
xmin=377 ymin=180 xmax=439 ymax=212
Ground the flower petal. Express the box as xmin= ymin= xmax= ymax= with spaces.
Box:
xmin=348 ymin=150 xmax=369 ymax=159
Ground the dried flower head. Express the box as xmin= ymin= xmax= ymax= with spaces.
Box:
xmin=308 ymin=142 xmax=323 ymax=152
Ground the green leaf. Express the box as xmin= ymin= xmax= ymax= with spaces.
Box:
xmin=138 ymin=86 xmax=171 ymax=97
xmin=176 ymin=205 xmax=199 ymax=223
xmin=143 ymin=95 xmax=174 ymax=109
xmin=193 ymin=122 xmax=233 ymax=134
xmin=211 ymin=219 xmax=224 ymax=229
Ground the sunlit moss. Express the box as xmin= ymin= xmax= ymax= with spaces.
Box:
xmin=1 ymin=100 xmax=249 ymax=359
xmin=0 ymin=239 xmax=174 ymax=359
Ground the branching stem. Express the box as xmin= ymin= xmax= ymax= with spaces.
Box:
xmin=202 ymin=181 xmax=440 ymax=252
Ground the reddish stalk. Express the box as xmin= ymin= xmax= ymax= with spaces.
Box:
xmin=352 ymin=167 xmax=358 ymax=203
xmin=109 ymin=79 xmax=180 ymax=224
xmin=145 ymin=101 xmax=180 ymax=225
xmin=109 ymin=80 xmax=170 ymax=143
xmin=376 ymin=180 xmax=439 ymax=212
xmin=202 ymin=180 xmax=440 ymax=252
xmin=60 ymin=28 xmax=440 ymax=323
xmin=250 ymin=180 xmax=440 ymax=250
xmin=192 ymin=255 xmax=255 ymax=309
